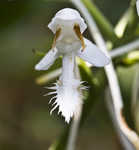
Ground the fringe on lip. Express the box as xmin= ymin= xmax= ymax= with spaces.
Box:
xmin=44 ymin=80 xmax=88 ymax=123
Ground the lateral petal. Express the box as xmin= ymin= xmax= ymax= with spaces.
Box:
xmin=77 ymin=38 xmax=110 ymax=67
xmin=35 ymin=48 xmax=59 ymax=70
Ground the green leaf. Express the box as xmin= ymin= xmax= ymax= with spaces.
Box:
xmin=114 ymin=51 xmax=139 ymax=67
xmin=114 ymin=0 xmax=138 ymax=47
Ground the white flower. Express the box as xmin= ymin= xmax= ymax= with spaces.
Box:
xmin=137 ymin=0 xmax=139 ymax=15
xmin=35 ymin=8 xmax=110 ymax=123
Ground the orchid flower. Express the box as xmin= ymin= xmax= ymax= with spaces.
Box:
xmin=137 ymin=0 xmax=139 ymax=15
xmin=35 ymin=8 xmax=110 ymax=123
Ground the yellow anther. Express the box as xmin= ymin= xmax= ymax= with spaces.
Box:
xmin=74 ymin=24 xmax=85 ymax=52
xmin=52 ymin=28 xmax=61 ymax=49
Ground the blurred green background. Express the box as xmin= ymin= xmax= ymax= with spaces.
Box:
xmin=0 ymin=0 xmax=136 ymax=150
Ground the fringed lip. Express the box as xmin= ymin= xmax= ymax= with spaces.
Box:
xmin=46 ymin=80 xmax=83 ymax=123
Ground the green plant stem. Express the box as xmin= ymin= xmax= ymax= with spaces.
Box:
xmin=114 ymin=0 xmax=138 ymax=47
xmin=110 ymin=38 xmax=139 ymax=58
xmin=71 ymin=0 xmax=139 ymax=149
xmin=81 ymin=0 xmax=118 ymax=43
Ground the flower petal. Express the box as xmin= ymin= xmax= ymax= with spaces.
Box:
xmin=48 ymin=8 xmax=87 ymax=34
xmin=77 ymin=38 xmax=110 ymax=67
xmin=35 ymin=48 xmax=59 ymax=70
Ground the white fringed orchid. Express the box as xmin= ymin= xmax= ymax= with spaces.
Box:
xmin=35 ymin=8 xmax=110 ymax=123
xmin=137 ymin=0 xmax=139 ymax=15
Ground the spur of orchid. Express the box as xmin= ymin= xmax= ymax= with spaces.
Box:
xmin=35 ymin=8 xmax=110 ymax=123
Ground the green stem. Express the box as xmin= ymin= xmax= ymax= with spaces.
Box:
xmin=81 ymin=0 xmax=118 ymax=42
xmin=114 ymin=0 xmax=138 ymax=47
xmin=123 ymin=5 xmax=138 ymax=38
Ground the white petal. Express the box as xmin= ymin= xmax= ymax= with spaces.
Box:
xmin=77 ymin=38 xmax=110 ymax=67
xmin=136 ymin=0 xmax=139 ymax=15
xmin=48 ymin=8 xmax=87 ymax=34
xmin=35 ymin=48 xmax=59 ymax=70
